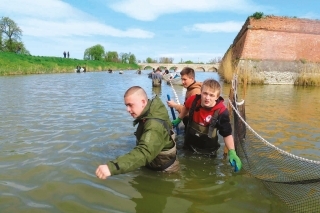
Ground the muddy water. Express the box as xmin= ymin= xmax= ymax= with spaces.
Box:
xmin=1 ymin=70 xmax=318 ymax=212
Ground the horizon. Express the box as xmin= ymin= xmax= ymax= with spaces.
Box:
xmin=1 ymin=0 xmax=319 ymax=63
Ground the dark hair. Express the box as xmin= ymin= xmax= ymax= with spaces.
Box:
xmin=180 ymin=67 xmax=195 ymax=78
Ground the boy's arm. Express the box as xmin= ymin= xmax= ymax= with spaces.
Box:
xmin=223 ymin=135 xmax=235 ymax=150
xmin=178 ymin=105 xmax=189 ymax=119
xmin=223 ymin=135 xmax=242 ymax=172
xmin=172 ymin=105 xmax=189 ymax=126
xmin=167 ymin=100 xmax=183 ymax=113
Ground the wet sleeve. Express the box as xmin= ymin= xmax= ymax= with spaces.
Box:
xmin=217 ymin=109 xmax=233 ymax=137
xmin=107 ymin=120 xmax=166 ymax=175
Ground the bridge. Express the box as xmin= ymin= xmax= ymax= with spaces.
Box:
xmin=138 ymin=63 xmax=220 ymax=72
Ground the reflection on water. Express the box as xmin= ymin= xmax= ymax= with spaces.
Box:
xmin=152 ymin=85 xmax=162 ymax=96
xmin=232 ymin=84 xmax=320 ymax=160
xmin=1 ymin=70 xmax=319 ymax=212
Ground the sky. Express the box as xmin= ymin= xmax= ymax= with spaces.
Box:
xmin=1 ymin=0 xmax=319 ymax=63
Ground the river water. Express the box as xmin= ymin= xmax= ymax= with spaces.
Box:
xmin=0 ymin=70 xmax=319 ymax=213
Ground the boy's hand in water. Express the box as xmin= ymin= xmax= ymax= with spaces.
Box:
xmin=228 ymin=150 xmax=242 ymax=172
xmin=96 ymin=165 xmax=111 ymax=179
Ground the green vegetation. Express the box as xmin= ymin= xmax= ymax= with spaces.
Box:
xmin=219 ymin=47 xmax=264 ymax=85
xmin=295 ymin=63 xmax=320 ymax=86
xmin=0 ymin=16 xmax=139 ymax=75
xmin=0 ymin=52 xmax=139 ymax=75
xmin=0 ymin=16 xmax=29 ymax=54
xmin=84 ymin=44 xmax=105 ymax=61
xmin=250 ymin=12 xmax=264 ymax=19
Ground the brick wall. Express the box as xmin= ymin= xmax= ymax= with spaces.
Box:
xmin=232 ymin=16 xmax=320 ymax=62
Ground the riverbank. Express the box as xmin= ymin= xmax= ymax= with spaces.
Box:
xmin=0 ymin=52 xmax=140 ymax=75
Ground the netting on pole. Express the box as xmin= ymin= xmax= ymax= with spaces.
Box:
xmin=229 ymin=75 xmax=320 ymax=213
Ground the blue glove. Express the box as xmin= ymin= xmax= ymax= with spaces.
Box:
xmin=172 ymin=117 xmax=182 ymax=127
xmin=228 ymin=149 xmax=242 ymax=172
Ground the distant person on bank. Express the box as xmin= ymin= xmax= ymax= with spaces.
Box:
xmin=171 ymin=79 xmax=242 ymax=172
xmin=96 ymin=86 xmax=179 ymax=179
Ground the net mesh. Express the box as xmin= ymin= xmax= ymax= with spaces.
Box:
xmin=228 ymin=77 xmax=320 ymax=213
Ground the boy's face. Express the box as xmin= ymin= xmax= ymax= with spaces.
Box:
xmin=181 ymin=74 xmax=194 ymax=88
xmin=124 ymin=94 xmax=146 ymax=118
xmin=200 ymin=85 xmax=219 ymax=108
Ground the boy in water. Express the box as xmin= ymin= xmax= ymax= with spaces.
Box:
xmin=172 ymin=79 xmax=242 ymax=171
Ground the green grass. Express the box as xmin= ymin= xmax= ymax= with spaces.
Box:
xmin=0 ymin=52 xmax=140 ymax=75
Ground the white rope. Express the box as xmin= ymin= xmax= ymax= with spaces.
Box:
xmin=229 ymin=73 xmax=320 ymax=164
xmin=168 ymin=80 xmax=181 ymax=105
xmin=228 ymin=99 xmax=320 ymax=165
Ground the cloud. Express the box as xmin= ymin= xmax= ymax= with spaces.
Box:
xmin=0 ymin=0 xmax=87 ymax=20
xmin=185 ymin=21 xmax=244 ymax=33
xmin=0 ymin=0 xmax=154 ymax=39
xmin=109 ymin=0 xmax=262 ymax=21
xmin=20 ymin=19 xmax=154 ymax=38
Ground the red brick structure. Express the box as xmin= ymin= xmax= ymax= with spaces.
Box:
xmin=229 ymin=16 xmax=320 ymax=84
xmin=233 ymin=16 xmax=320 ymax=62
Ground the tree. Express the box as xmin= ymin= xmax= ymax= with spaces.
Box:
xmin=146 ymin=57 xmax=153 ymax=63
xmin=105 ymin=51 xmax=119 ymax=62
xmin=184 ymin=60 xmax=193 ymax=64
xmin=83 ymin=44 xmax=105 ymax=60
xmin=208 ymin=57 xmax=222 ymax=64
xmin=0 ymin=17 xmax=23 ymax=52
xmin=128 ymin=53 xmax=136 ymax=64
xmin=84 ymin=48 xmax=92 ymax=60
xmin=119 ymin=52 xmax=129 ymax=63
xmin=13 ymin=41 xmax=30 ymax=55
xmin=159 ymin=57 xmax=174 ymax=63
xmin=0 ymin=32 xmax=3 ymax=51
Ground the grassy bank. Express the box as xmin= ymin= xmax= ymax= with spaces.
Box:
xmin=219 ymin=47 xmax=264 ymax=85
xmin=0 ymin=52 xmax=140 ymax=75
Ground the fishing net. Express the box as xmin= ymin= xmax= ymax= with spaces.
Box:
xmin=229 ymin=75 xmax=320 ymax=213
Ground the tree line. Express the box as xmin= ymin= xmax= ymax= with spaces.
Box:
xmin=83 ymin=44 xmax=137 ymax=64
xmin=142 ymin=56 xmax=221 ymax=64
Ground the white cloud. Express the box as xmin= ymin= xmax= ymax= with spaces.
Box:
xmin=0 ymin=0 xmax=154 ymax=39
xmin=20 ymin=19 xmax=154 ymax=38
xmin=185 ymin=21 xmax=243 ymax=33
xmin=109 ymin=0 xmax=262 ymax=21
xmin=0 ymin=0 xmax=88 ymax=20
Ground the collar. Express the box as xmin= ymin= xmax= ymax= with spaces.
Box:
xmin=186 ymin=81 xmax=196 ymax=89
xmin=133 ymin=98 xmax=152 ymax=126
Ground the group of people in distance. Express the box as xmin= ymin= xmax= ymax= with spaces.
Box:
xmin=96 ymin=67 xmax=242 ymax=179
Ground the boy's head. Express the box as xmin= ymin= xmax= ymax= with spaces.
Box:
xmin=200 ymin=79 xmax=221 ymax=108
xmin=180 ymin=67 xmax=195 ymax=88
xmin=124 ymin=86 xmax=148 ymax=118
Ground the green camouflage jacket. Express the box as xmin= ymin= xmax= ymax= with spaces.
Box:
xmin=106 ymin=95 xmax=175 ymax=175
